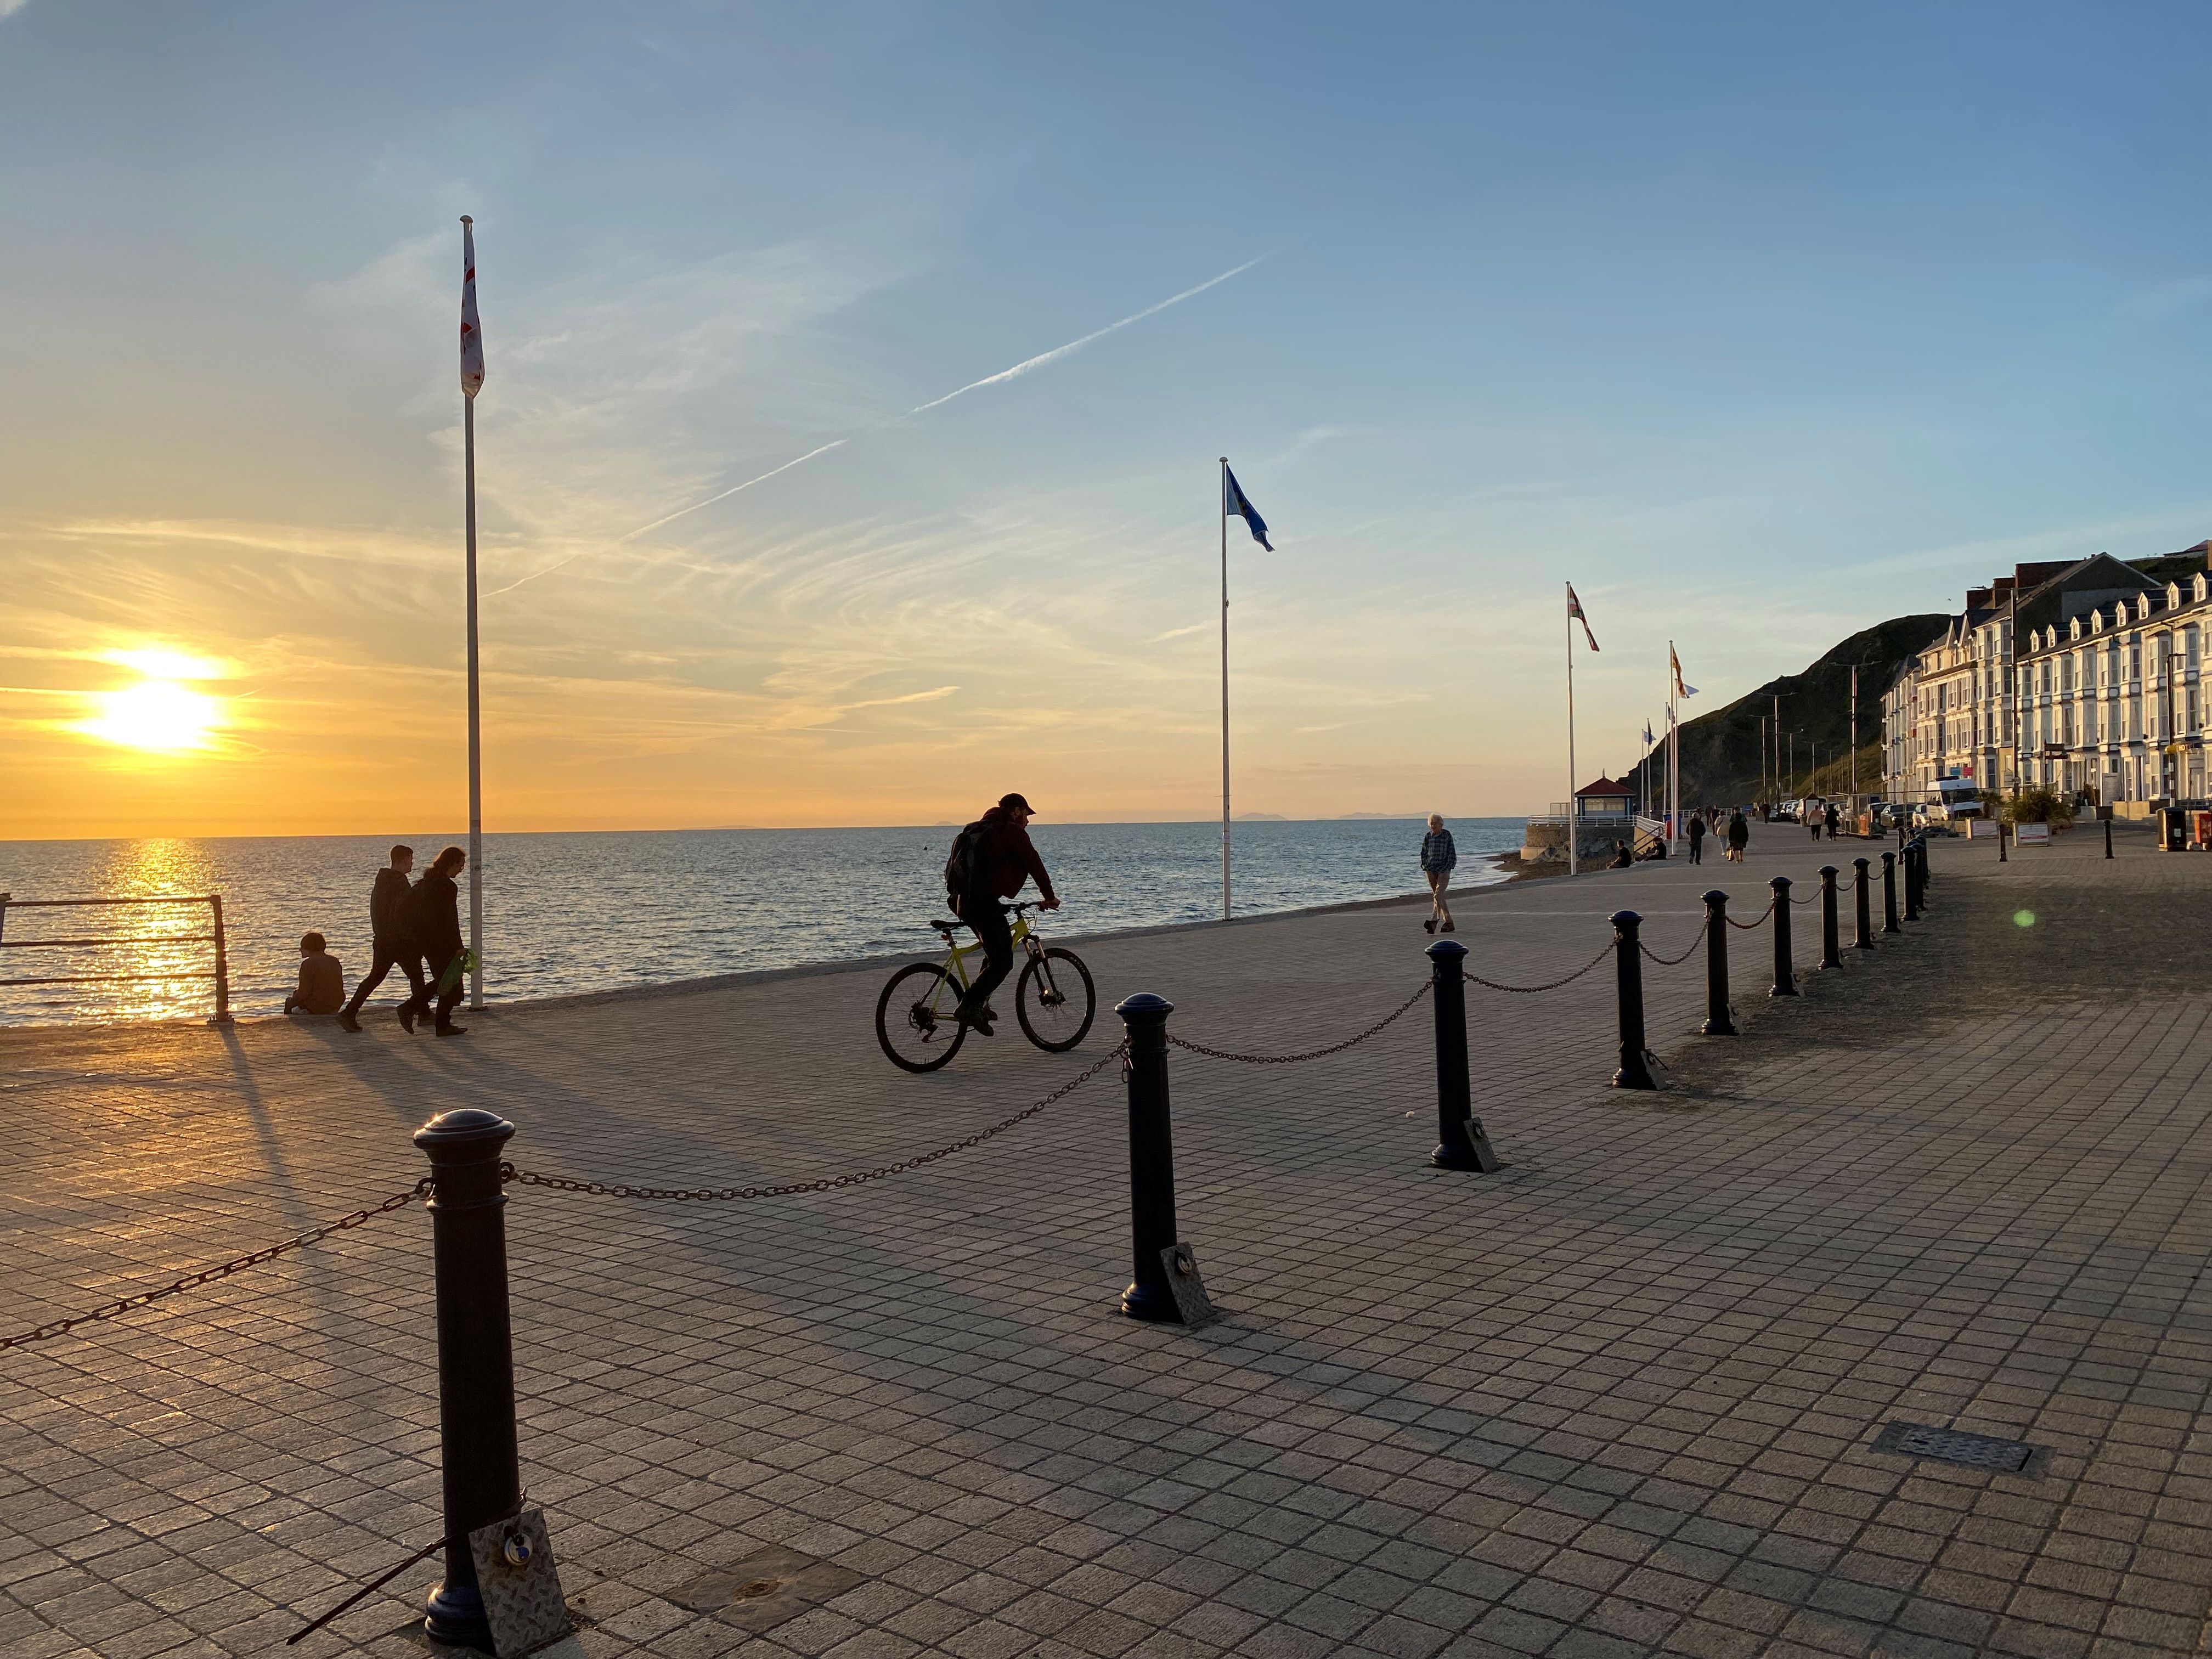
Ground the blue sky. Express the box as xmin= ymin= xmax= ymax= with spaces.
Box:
xmin=5 ymin=2 xmax=2212 ymax=833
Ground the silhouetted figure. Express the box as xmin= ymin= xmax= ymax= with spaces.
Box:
xmin=284 ymin=932 xmax=345 ymax=1015
xmin=1687 ymin=812 xmax=1706 ymax=865
xmin=1609 ymin=841 xmax=1633 ymax=868
xmin=339 ymin=844 xmax=428 ymax=1033
xmin=1825 ymin=803 xmax=1840 ymax=840
xmin=411 ymin=845 xmax=470 ymax=1037
xmin=945 ymin=793 xmax=1059 ymax=1035
xmin=1727 ymin=810 xmax=1751 ymax=862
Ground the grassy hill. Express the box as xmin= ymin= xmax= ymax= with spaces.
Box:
xmin=1627 ymin=613 xmax=1950 ymax=806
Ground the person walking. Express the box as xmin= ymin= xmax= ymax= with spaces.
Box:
xmin=945 ymin=793 xmax=1059 ymax=1035
xmin=1726 ymin=809 xmax=1751 ymax=862
xmin=1419 ymin=814 xmax=1457 ymax=933
xmin=410 ymin=845 xmax=471 ymax=1037
xmin=1686 ymin=811 xmax=1706 ymax=865
xmin=1825 ymin=802 xmax=1840 ymax=840
xmin=338 ymin=844 xmax=428 ymax=1032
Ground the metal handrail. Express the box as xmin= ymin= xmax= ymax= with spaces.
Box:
xmin=0 ymin=893 xmax=233 ymax=1024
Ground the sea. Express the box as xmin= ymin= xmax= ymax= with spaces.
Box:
xmin=0 ymin=818 xmax=1525 ymax=1027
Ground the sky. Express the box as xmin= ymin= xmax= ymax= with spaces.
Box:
xmin=5 ymin=2 xmax=2212 ymax=837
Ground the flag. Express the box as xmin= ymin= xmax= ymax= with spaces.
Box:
xmin=459 ymin=217 xmax=485 ymax=399
xmin=1223 ymin=465 xmax=1272 ymax=550
xmin=1670 ymin=644 xmax=1697 ymax=698
xmin=1566 ymin=584 xmax=1599 ymax=651
xmin=1643 ymin=721 xmax=1654 ymax=747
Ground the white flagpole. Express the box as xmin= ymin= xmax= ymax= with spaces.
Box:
xmin=1220 ymin=457 xmax=1231 ymax=921
xmin=1566 ymin=588 xmax=1578 ymax=878
xmin=460 ymin=217 xmax=484 ymax=1011
xmin=1668 ymin=641 xmax=1679 ymax=851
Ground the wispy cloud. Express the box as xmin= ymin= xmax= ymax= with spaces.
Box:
xmin=0 ymin=0 xmax=35 ymax=18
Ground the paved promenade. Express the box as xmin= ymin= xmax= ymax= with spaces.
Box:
xmin=4 ymin=823 xmax=2210 ymax=1658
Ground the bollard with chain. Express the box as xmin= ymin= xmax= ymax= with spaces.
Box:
xmin=1700 ymin=890 xmax=1736 ymax=1036
xmin=1115 ymin=994 xmax=1209 ymax=1323
xmin=413 ymin=1109 xmax=523 ymax=1652
xmin=1881 ymin=851 xmax=1900 ymax=934
xmin=1609 ymin=911 xmax=1657 ymax=1090
xmin=1818 ymin=866 xmax=1841 ymax=970
xmin=1852 ymin=857 xmax=1874 ymax=950
xmin=1769 ymin=877 xmax=1797 ymax=996
xmin=1904 ymin=839 xmax=1923 ymax=921
xmin=1425 ymin=941 xmax=1498 ymax=1171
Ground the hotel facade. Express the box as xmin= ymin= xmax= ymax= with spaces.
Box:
xmin=1881 ymin=543 xmax=2212 ymax=815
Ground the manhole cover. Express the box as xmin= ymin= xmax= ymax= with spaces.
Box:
xmin=668 ymin=1545 xmax=865 ymax=1633
xmin=1871 ymin=1421 xmax=2039 ymax=1473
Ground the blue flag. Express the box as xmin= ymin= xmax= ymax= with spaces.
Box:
xmin=1223 ymin=465 xmax=1272 ymax=551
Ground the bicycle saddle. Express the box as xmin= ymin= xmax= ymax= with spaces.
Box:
xmin=930 ymin=917 xmax=968 ymax=933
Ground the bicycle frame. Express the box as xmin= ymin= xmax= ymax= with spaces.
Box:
xmin=926 ymin=905 xmax=1048 ymax=1009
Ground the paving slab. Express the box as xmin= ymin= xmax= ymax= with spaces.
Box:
xmin=3 ymin=821 xmax=2209 ymax=1657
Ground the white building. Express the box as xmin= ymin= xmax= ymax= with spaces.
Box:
xmin=1882 ymin=544 xmax=2211 ymax=816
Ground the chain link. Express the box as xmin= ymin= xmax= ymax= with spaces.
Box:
xmin=1639 ymin=919 xmax=1710 ymax=967
xmin=504 ymin=1044 xmax=1126 ymax=1202
xmin=1165 ymin=982 xmax=1430 ymax=1065
xmin=1725 ymin=900 xmax=1776 ymax=930
xmin=1463 ymin=938 xmax=1614 ymax=995
xmin=0 ymin=1178 xmax=432 ymax=1352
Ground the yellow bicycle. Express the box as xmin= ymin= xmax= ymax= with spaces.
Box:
xmin=874 ymin=901 xmax=1097 ymax=1072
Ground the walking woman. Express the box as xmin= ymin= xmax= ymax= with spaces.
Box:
xmin=1420 ymin=814 xmax=1457 ymax=933
xmin=410 ymin=845 xmax=471 ymax=1037
xmin=1726 ymin=809 xmax=1751 ymax=863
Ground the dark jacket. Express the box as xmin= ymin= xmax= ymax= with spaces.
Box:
xmin=1727 ymin=812 xmax=1750 ymax=848
xmin=411 ymin=870 xmax=464 ymax=962
xmin=1688 ymin=815 xmax=1706 ymax=842
xmin=369 ymin=867 xmax=415 ymax=944
xmin=961 ymin=806 xmax=1057 ymax=904
xmin=1419 ymin=829 xmax=1457 ymax=873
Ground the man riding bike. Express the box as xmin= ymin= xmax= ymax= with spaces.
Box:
xmin=946 ymin=792 xmax=1059 ymax=1035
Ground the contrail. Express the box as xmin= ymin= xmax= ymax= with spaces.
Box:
xmin=496 ymin=254 xmax=1271 ymax=595
xmin=908 ymin=255 xmax=1269 ymax=415
xmin=487 ymin=439 xmax=848 ymax=596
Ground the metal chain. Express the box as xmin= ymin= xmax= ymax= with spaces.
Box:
xmin=1463 ymin=938 xmax=1615 ymax=995
xmin=504 ymin=1043 xmax=1126 ymax=1201
xmin=1639 ymin=919 xmax=1710 ymax=967
xmin=0 ymin=1178 xmax=432 ymax=1352
xmin=1165 ymin=981 xmax=1430 ymax=1065
xmin=1725 ymin=900 xmax=1776 ymax=930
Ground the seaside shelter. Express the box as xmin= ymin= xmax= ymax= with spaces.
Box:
xmin=1574 ymin=776 xmax=1637 ymax=820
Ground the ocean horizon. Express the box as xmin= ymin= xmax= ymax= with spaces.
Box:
xmin=0 ymin=817 xmax=1526 ymax=1027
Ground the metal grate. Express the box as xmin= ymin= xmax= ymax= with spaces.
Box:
xmin=1871 ymin=1421 xmax=2038 ymax=1473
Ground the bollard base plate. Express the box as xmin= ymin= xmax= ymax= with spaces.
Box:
xmin=1132 ymin=1243 xmax=1217 ymax=1328
xmin=1432 ymin=1119 xmax=1504 ymax=1173
xmin=466 ymin=1508 xmax=569 ymax=1657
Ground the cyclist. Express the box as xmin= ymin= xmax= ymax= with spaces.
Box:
xmin=946 ymin=792 xmax=1060 ymax=1035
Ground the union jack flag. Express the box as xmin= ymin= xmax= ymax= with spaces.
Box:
xmin=1566 ymin=584 xmax=1599 ymax=652
xmin=460 ymin=217 xmax=484 ymax=399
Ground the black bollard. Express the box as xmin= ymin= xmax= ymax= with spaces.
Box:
xmin=1999 ymin=820 xmax=2008 ymax=864
xmin=1609 ymin=911 xmax=1658 ymax=1089
xmin=2104 ymin=813 xmax=2113 ymax=859
xmin=1700 ymin=890 xmax=1736 ymax=1036
xmin=413 ymin=1109 xmax=523 ymax=1652
xmin=1881 ymin=851 xmax=1900 ymax=934
xmin=1819 ymin=865 xmax=1841 ymax=969
xmin=1425 ymin=941 xmax=1497 ymax=1171
xmin=1852 ymin=858 xmax=1874 ymax=950
xmin=1769 ymin=877 xmax=1798 ymax=996
xmin=1905 ymin=840 xmax=1923 ymax=921
xmin=1116 ymin=993 xmax=1184 ymax=1322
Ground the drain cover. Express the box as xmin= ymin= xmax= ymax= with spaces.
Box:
xmin=1871 ymin=1421 xmax=2039 ymax=1473
xmin=669 ymin=1545 xmax=864 ymax=1633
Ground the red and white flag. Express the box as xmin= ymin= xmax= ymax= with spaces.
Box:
xmin=1566 ymin=583 xmax=1599 ymax=652
xmin=459 ymin=217 xmax=484 ymax=399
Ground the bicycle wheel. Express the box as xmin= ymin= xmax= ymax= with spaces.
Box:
xmin=1016 ymin=947 xmax=1096 ymax=1052
xmin=876 ymin=962 xmax=967 ymax=1073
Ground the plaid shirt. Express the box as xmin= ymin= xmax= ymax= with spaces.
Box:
xmin=1420 ymin=828 xmax=1457 ymax=873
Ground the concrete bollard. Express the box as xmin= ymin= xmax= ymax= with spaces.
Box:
xmin=1818 ymin=866 xmax=1841 ymax=969
xmin=1852 ymin=858 xmax=1875 ymax=951
xmin=1609 ymin=911 xmax=1658 ymax=1090
xmin=1881 ymin=851 xmax=1900 ymax=934
xmin=1769 ymin=877 xmax=1798 ymax=997
xmin=1700 ymin=890 xmax=1736 ymax=1036
xmin=1115 ymin=994 xmax=1188 ymax=1322
xmin=413 ymin=1109 xmax=523 ymax=1652
xmin=1424 ymin=941 xmax=1499 ymax=1171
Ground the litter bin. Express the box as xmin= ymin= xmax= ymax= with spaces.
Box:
xmin=2194 ymin=810 xmax=2212 ymax=849
xmin=2159 ymin=806 xmax=2187 ymax=851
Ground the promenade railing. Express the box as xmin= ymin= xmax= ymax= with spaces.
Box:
xmin=0 ymin=892 xmax=234 ymax=1025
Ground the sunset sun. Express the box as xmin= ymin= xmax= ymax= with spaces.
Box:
xmin=77 ymin=678 xmax=225 ymax=753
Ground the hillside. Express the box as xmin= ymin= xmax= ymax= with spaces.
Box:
xmin=1626 ymin=613 xmax=1950 ymax=806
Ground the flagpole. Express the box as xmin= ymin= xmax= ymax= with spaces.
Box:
xmin=460 ymin=217 xmax=484 ymax=1011
xmin=1566 ymin=588 xmax=1578 ymax=878
xmin=1219 ymin=456 xmax=1231 ymax=921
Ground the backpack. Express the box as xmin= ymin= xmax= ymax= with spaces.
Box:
xmin=943 ymin=820 xmax=989 ymax=899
